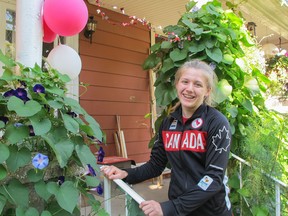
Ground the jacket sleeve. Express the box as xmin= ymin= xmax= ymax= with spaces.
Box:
xmin=124 ymin=121 xmax=169 ymax=185
xmin=160 ymin=113 xmax=232 ymax=215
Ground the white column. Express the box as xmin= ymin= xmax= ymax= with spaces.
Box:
xmin=16 ymin=0 xmax=44 ymax=67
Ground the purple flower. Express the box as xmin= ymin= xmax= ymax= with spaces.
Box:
xmin=14 ymin=123 xmax=23 ymax=127
xmin=0 ymin=116 xmax=8 ymax=124
xmin=33 ymin=84 xmax=45 ymax=93
xmin=97 ymin=147 xmax=105 ymax=162
xmin=15 ymin=88 xmax=28 ymax=99
xmin=90 ymin=184 xmax=103 ymax=195
xmin=32 ymin=153 xmax=49 ymax=170
xmin=209 ymin=62 xmax=217 ymax=70
xmin=87 ymin=164 xmax=96 ymax=176
xmin=28 ymin=125 xmax=35 ymax=136
xmin=57 ymin=176 xmax=65 ymax=185
xmin=67 ymin=111 xmax=77 ymax=118
xmin=3 ymin=89 xmax=15 ymax=97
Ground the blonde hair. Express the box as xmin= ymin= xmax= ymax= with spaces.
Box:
xmin=171 ymin=59 xmax=218 ymax=112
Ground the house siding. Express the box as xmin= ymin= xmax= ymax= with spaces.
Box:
xmin=79 ymin=3 xmax=152 ymax=163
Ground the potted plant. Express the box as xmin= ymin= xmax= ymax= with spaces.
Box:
xmin=0 ymin=50 xmax=107 ymax=216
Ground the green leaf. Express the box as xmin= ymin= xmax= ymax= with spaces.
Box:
xmin=85 ymin=176 xmax=100 ymax=187
xmin=205 ymin=47 xmax=223 ymax=63
xmin=4 ymin=124 xmax=29 ymax=144
xmin=7 ymin=96 xmax=41 ymax=117
xmin=222 ymin=54 xmax=234 ymax=64
xmin=55 ymin=181 xmax=79 ymax=213
xmin=0 ymin=165 xmax=7 ymax=181
xmin=155 ymin=82 xmax=177 ymax=106
xmin=241 ymin=99 xmax=253 ymax=112
xmin=169 ymin=48 xmax=188 ymax=62
xmin=189 ymin=42 xmax=205 ymax=53
xmin=63 ymin=97 xmax=85 ymax=115
xmin=181 ymin=18 xmax=203 ymax=35
xmin=0 ymin=179 xmax=29 ymax=207
xmin=213 ymin=79 xmax=232 ymax=104
xmin=46 ymin=182 xmax=59 ymax=195
xmin=0 ymin=121 xmax=4 ymax=129
xmin=27 ymin=169 xmax=44 ymax=182
xmin=160 ymin=58 xmax=174 ymax=73
xmin=0 ymin=194 xmax=7 ymax=214
xmin=142 ymin=53 xmax=161 ymax=70
xmin=160 ymin=41 xmax=173 ymax=49
xmin=47 ymin=100 xmax=63 ymax=109
xmin=23 ymin=207 xmax=39 ymax=216
xmin=55 ymin=139 xmax=75 ymax=168
xmin=244 ymin=77 xmax=259 ymax=94
xmin=0 ymin=143 xmax=10 ymax=163
xmin=83 ymin=115 xmax=103 ymax=141
xmin=237 ymin=187 xmax=250 ymax=198
xmin=0 ymin=49 xmax=16 ymax=67
xmin=75 ymin=142 xmax=98 ymax=172
xmin=30 ymin=114 xmax=52 ymax=136
xmin=35 ymin=181 xmax=52 ymax=201
xmin=40 ymin=211 xmax=52 ymax=216
xmin=45 ymin=87 xmax=65 ymax=96
xmin=226 ymin=106 xmax=238 ymax=118
xmin=6 ymin=146 xmax=31 ymax=172
xmin=62 ymin=114 xmax=79 ymax=134
xmin=252 ymin=206 xmax=269 ymax=216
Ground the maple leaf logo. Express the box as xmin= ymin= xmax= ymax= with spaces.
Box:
xmin=212 ymin=126 xmax=231 ymax=153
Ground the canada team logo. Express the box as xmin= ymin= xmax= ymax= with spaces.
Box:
xmin=212 ymin=126 xmax=231 ymax=153
xmin=191 ymin=118 xmax=203 ymax=129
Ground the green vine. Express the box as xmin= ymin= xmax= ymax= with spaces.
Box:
xmin=142 ymin=0 xmax=288 ymax=215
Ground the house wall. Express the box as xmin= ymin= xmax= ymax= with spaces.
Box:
xmin=79 ymin=3 xmax=152 ymax=163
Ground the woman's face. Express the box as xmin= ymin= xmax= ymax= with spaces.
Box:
xmin=176 ymin=68 xmax=211 ymax=117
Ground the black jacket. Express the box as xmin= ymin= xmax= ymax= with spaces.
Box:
xmin=125 ymin=104 xmax=232 ymax=216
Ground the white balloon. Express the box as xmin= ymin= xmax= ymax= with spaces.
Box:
xmin=47 ymin=44 xmax=82 ymax=79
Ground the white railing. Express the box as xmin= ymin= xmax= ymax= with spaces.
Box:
xmin=231 ymin=153 xmax=288 ymax=216
xmin=103 ymin=177 xmax=145 ymax=215
xmin=102 ymin=154 xmax=287 ymax=215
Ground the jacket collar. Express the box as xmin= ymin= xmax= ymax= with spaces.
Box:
xmin=171 ymin=104 xmax=207 ymax=121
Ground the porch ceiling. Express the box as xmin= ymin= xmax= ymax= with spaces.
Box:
xmin=89 ymin=0 xmax=288 ymax=50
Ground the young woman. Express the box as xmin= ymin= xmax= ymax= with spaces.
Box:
xmin=102 ymin=59 xmax=232 ymax=216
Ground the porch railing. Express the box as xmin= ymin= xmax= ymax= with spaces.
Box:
xmin=102 ymin=153 xmax=288 ymax=215
xmin=103 ymin=177 xmax=145 ymax=215
xmin=231 ymin=153 xmax=287 ymax=216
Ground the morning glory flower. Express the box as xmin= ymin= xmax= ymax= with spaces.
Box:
xmin=90 ymin=184 xmax=103 ymax=195
xmin=57 ymin=176 xmax=65 ymax=185
xmin=87 ymin=164 xmax=96 ymax=176
xmin=209 ymin=62 xmax=217 ymax=70
xmin=97 ymin=147 xmax=105 ymax=163
xmin=33 ymin=84 xmax=45 ymax=93
xmin=3 ymin=89 xmax=15 ymax=97
xmin=67 ymin=111 xmax=77 ymax=118
xmin=28 ymin=125 xmax=35 ymax=136
xmin=14 ymin=123 xmax=23 ymax=127
xmin=15 ymin=88 xmax=28 ymax=99
xmin=32 ymin=153 xmax=49 ymax=170
xmin=0 ymin=116 xmax=9 ymax=124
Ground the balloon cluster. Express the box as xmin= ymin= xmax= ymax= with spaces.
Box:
xmin=43 ymin=0 xmax=87 ymax=79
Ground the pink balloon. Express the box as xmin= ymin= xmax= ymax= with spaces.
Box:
xmin=43 ymin=19 xmax=57 ymax=43
xmin=43 ymin=0 xmax=88 ymax=36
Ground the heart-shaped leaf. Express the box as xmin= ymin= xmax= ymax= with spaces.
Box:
xmin=7 ymin=96 xmax=41 ymax=117
xmin=55 ymin=181 xmax=78 ymax=213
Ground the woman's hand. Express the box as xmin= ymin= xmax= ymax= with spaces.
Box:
xmin=100 ymin=165 xmax=128 ymax=180
xmin=140 ymin=200 xmax=163 ymax=216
